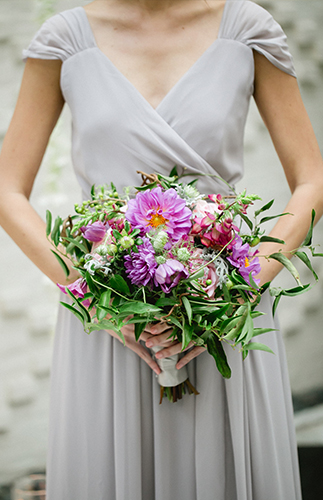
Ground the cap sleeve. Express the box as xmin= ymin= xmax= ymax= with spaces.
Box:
xmin=22 ymin=13 xmax=75 ymax=62
xmin=224 ymin=1 xmax=296 ymax=78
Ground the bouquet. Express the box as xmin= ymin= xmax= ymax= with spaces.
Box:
xmin=46 ymin=168 xmax=321 ymax=403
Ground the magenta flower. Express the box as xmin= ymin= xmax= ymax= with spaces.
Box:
xmin=154 ymin=259 xmax=189 ymax=293
xmin=81 ymin=221 xmax=107 ymax=242
xmin=57 ymin=278 xmax=90 ymax=307
xmin=227 ymin=236 xmax=261 ymax=287
xmin=125 ymin=187 xmax=192 ymax=241
xmin=124 ymin=237 xmax=157 ymax=287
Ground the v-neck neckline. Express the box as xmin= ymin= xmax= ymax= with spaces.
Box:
xmin=78 ymin=2 xmax=229 ymax=112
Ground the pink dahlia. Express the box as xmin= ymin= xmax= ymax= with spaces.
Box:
xmin=125 ymin=187 xmax=192 ymax=242
xmin=227 ymin=236 xmax=261 ymax=287
xmin=154 ymin=259 xmax=189 ymax=293
xmin=124 ymin=237 xmax=157 ymax=288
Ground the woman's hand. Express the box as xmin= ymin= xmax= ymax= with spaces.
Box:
xmin=144 ymin=322 xmax=205 ymax=370
xmin=105 ymin=322 xmax=163 ymax=375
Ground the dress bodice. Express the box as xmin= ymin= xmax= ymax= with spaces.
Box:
xmin=23 ymin=0 xmax=296 ymax=198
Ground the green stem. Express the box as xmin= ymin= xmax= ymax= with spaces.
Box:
xmin=46 ymin=235 xmax=78 ymax=267
xmin=177 ymin=172 xmax=237 ymax=195
xmin=91 ymin=277 xmax=134 ymax=302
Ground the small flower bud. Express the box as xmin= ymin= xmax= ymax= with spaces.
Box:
xmin=155 ymin=256 xmax=167 ymax=265
xmin=119 ymin=236 xmax=134 ymax=249
xmin=177 ymin=247 xmax=190 ymax=262
xmin=250 ymin=237 xmax=260 ymax=247
xmin=96 ymin=245 xmax=108 ymax=256
xmin=106 ymin=244 xmax=117 ymax=255
xmin=151 ymin=230 xmax=168 ymax=252
xmin=226 ymin=279 xmax=234 ymax=290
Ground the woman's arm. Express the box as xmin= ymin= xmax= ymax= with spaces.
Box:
xmin=0 ymin=58 xmax=79 ymax=285
xmin=0 ymin=58 xmax=163 ymax=374
xmin=253 ymin=51 xmax=323 ymax=286
xmin=156 ymin=51 xmax=323 ymax=368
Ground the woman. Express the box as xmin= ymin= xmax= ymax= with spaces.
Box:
xmin=0 ymin=0 xmax=323 ymax=498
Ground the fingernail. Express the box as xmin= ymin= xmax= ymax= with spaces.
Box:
xmin=155 ymin=353 xmax=162 ymax=359
xmin=146 ymin=341 xmax=153 ymax=347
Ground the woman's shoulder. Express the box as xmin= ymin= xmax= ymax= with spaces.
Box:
xmin=222 ymin=0 xmax=296 ymax=77
xmin=22 ymin=7 xmax=93 ymax=63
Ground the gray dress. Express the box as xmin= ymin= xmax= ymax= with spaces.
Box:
xmin=23 ymin=1 xmax=302 ymax=499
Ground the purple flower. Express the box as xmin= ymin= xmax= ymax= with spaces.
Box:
xmin=125 ymin=187 xmax=192 ymax=241
xmin=124 ymin=237 xmax=157 ymax=287
xmin=154 ymin=259 xmax=189 ymax=293
xmin=227 ymin=236 xmax=261 ymax=287
xmin=57 ymin=278 xmax=90 ymax=307
xmin=81 ymin=221 xmax=107 ymax=242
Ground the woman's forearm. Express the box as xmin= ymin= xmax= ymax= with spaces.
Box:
xmin=0 ymin=191 xmax=80 ymax=285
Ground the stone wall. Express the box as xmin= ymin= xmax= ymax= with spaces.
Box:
xmin=0 ymin=0 xmax=323 ymax=485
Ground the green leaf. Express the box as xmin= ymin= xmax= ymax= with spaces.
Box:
xmin=135 ymin=182 xmax=158 ymax=191
xmin=221 ymin=315 xmax=244 ymax=335
xmin=165 ymin=316 xmax=182 ymax=330
xmin=206 ymin=335 xmax=231 ymax=379
xmin=186 ymin=268 xmax=205 ymax=281
xmin=255 ymin=199 xmax=274 ymax=217
xmin=46 ymin=210 xmax=52 ymax=237
xmin=248 ymin=271 xmax=260 ymax=291
xmin=66 ymin=288 xmax=92 ymax=323
xmin=259 ymin=213 xmax=291 ymax=224
xmin=251 ymin=311 xmax=266 ymax=319
xmin=303 ymin=209 xmax=315 ymax=247
xmin=112 ymin=229 xmax=122 ymax=240
xmin=244 ymin=342 xmax=275 ymax=355
xmin=240 ymin=213 xmax=253 ymax=231
xmin=169 ymin=165 xmax=178 ymax=177
xmin=89 ymin=322 xmax=125 ymax=344
xmin=206 ymin=304 xmax=231 ymax=323
xmin=280 ymin=284 xmax=312 ymax=297
xmin=253 ymin=328 xmax=277 ymax=337
xmin=109 ymin=275 xmax=130 ymax=295
xmin=134 ymin=322 xmax=147 ymax=341
xmin=85 ymin=271 xmax=98 ymax=294
xmin=99 ymin=290 xmax=112 ymax=308
xmin=51 ymin=216 xmax=63 ymax=246
xmin=295 ymin=250 xmax=318 ymax=281
xmin=310 ymin=246 xmax=323 ymax=258
xmin=268 ymin=252 xmax=301 ymax=285
xmin=50 ymin=250 xmax=70 ymax=277
xmin=155 ymin=297 xmax=178 ymax=307
xmin=182 ymin=323 xmax=194 ymax=350
xmin=118 ymin=302 xmax=161 ymax=315
xmin=260 ymin=281 xmax=271 ymax=294
xmin=259 ymin=236 xmax=285 ymax=245
xmin=66 ymin=242 xmax=76 ymax=254
xmin=272 ymin=295 xmax=281 ymax=316
xmin=222 ymin=282 xmax=231 ymax=303
xmin=60 ymin=301 xmax=85 ymax=324
xmin=62 ymin=236 xmax=88 ymax=254
xmin=96 ymin=307 xmax=108 ymax=321
xmin=90 ymin=184 xmax=95 ymax=199
xmin=240 ymin=308 xmax=254 ymax=344
xmin=182 ymin=296 xmax=192 ymax=325
xmin=130 ymin=228 xmax=141 ymax=238
xmin=231 ymin=284 xmax=254 ymax=291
